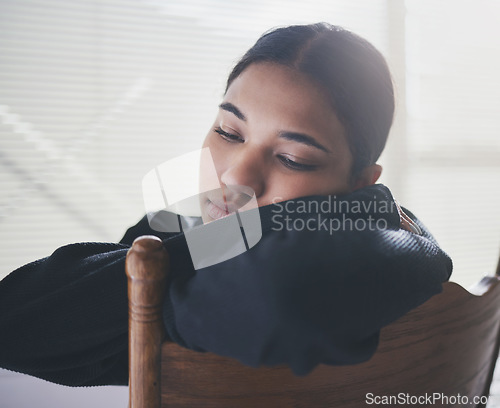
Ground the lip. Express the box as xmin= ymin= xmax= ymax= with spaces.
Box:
xmin=205 ymin=198 xmax=231 ymax=220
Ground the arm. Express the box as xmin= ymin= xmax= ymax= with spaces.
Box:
xmin=0 ymin=216 xmax=170 ymax=387
xmin=163 ymin=214 xmax=452 ymax=375
xmin=160 ymin=185 xmax=452 ymax=375
xmin=0 ymin=242 xmax=130 ymax=386
xmin=0 ymin=184 xmax=452 ymax=384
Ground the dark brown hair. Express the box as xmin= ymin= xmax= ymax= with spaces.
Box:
xmin=226 ymin=23 xmax=395 ymax=177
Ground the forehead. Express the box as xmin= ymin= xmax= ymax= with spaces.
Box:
xmin=223 ymin=63 xmax=345 ymax=143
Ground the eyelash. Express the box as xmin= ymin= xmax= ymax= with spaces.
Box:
xmin=213 ymin=126 xmax=318 ymax=172
xmin=278 ymin=156 xmax=318 ymax=172
xmin=214 ymin=127 xmax=244 ymax=143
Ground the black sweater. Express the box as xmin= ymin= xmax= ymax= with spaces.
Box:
xmin=0 ymin=184 xmax=452 ymax=386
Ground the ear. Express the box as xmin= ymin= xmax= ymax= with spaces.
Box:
xmin=352 ymin=164 xmax=382 ymax=190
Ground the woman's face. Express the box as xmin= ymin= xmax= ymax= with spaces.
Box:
xmin=200 ymin=62 xmax=355 ymax=222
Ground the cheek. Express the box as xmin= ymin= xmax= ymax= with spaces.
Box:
xmin=201 ymin=133 xmax=226 ymax=182
xmin=267 ymin=171 xmax=351 ymax=203
xmin=199 ymin=134 xmax=219 ymax=194
xmin=260 ymin=175 xmax=316 ymax=205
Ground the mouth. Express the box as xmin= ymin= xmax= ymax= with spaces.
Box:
xmin=205 ymin=198 xmax=231 ymax=221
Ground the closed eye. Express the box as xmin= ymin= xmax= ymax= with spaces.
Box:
xmin=278 ymin=155 xmax=318 ymax=172
xmin=214 ymin=127 xmax=244 ymax=143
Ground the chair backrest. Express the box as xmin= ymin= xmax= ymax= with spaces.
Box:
xmin=126 ymin=236 xmax=500 ymax=408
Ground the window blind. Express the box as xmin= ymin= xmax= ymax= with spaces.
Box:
xmin=1 ymin=0 xmax=498 ymax=290
xmin=0 ymin=0 xmax=389 ymax=279
xmin=403 ymin=0 xmax=500 ymax=286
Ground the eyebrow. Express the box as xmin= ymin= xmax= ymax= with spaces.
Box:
xmin=219 ymin=102 xmax=246 ymax=121
xmin=279 ymin=131 xmax=330 ymax=153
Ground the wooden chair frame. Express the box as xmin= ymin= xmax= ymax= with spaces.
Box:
xmin=126 ymin=236 xmax=500 ymax=408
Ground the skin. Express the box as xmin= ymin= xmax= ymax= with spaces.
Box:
xmin=199 ymin=62 xmax=420 ymax=233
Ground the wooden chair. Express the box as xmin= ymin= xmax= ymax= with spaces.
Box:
xmin=126 ymin=236 xmax=500 ymax=408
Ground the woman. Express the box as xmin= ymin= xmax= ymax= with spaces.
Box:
xmin=0 ymin=23 xmax=452 ymax=386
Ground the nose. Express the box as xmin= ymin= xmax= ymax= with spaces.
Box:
xmin=219 ymin=147 xmax=265 ymax=200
